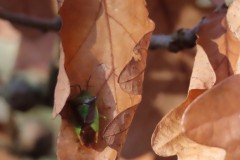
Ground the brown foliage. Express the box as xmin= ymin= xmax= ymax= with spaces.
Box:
xmin=151 ymin=89 xmax=226 ymax=160
xmin=53 ymin=0 xmax=240 ymax=159
xmin=54 ymin=0 xmax=154 ymax=159
xmin=152 ymin=1 xmax=240 ymax=159
xmin=182 ymin=1 xmax=240 ymax=159
xmin=183 ymin=75 xmax=240 ymax=160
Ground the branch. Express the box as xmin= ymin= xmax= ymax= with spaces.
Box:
xmin=149 ymin=18 xmax=205 ymax=52
xmin=0 ymin=7 xmax=61 ymax=31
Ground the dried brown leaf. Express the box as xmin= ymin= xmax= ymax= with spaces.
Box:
xmin=181 ymin=5 xmax=240 ymax=160
xmin=53 ymin=47 xmax=70 ymax=118
xmin=227 ymin=0 xmax=240 ymax=40
xmin=189 ymin=45 xmax=216 ymax=90
xmin=197 ymin=8 xmax=240 ymax=82
xmin=118 ymin=32 xmax=151 ymax=95
xmin=57 ymin=116 xmax=118 ymax=160
xmin=103 ymin=105 xmax=137 ymax=151
xmin=149 ymin=1 xmax=240 ymax=160
xmin=55 ymin=0 xmax=154 ymax=159
xmin=151 ymin=89 xmax=226 ymax=160
xmin=150 ymin=10 xmax=232 ymax=159
xmin=183 ymin=75 xmax=240 ymax=160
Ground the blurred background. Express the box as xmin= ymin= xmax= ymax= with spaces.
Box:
xmin=0 ymin=0 xmax=214 ymax=159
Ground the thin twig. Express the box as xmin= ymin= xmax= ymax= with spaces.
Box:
xmin=149 ymin=18 xmax=206 ymax=52
xmin=0 ymin=7 xmax=61 ymax=31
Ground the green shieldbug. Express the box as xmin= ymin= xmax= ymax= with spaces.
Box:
xmin=68 ymin=85 xmax=99 ymax=147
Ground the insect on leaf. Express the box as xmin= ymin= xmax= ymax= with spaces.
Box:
xmin=68 ymin=89 xmax=99 ymax=147
xmin=55 ymin=0 xmax=154 ymax=158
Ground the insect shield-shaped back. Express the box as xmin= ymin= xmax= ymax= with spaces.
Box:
xmin=68 ymin=90 xmax=99 ymax=147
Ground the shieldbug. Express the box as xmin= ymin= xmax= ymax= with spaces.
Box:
xmin=68 ymin=83 xmax=99 ymax=147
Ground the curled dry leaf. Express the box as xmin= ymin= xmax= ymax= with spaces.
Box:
xmin=189 ymin=45 xmax=216 ymax=90
xmin=151 ymin=8 xmax=239 ymax=159
xmin=227 ymin=0 xmax=240 ymax=40
xmin=183 ymin=75 xmax=240 ymax=160
xmin=181 ymin=4 xmax=240 ymax=160
xmin=118 ymin=32 xmax=151 ymax=95
xmin=197 ymin=8 xmax=240 ymax=81
xmin=151 ymin=89 xmax=226 ymax=160
xmin=55 ymin=0 xmax=154 ymax=159
xmin=53 ymin=47 xmax=70 ymax=118
xmin=103 ymin=105 xmax=137 ymax=151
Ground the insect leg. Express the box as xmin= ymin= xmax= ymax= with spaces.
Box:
xmin=70 ymin=84 xmax=82 ymax=92
xmin=86 ymin=75 xmax=92 ymax=90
